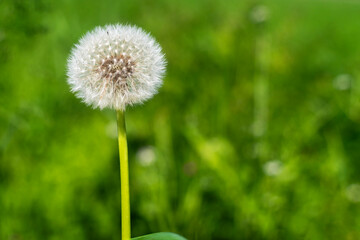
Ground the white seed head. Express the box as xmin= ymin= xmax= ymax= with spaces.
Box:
xmin=67 ymin=24 xmax=166 ymax=110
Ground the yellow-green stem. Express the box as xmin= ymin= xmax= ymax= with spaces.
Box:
xmin=117 ymin=110 xmax=131 ymax=240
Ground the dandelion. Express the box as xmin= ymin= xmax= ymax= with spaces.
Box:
xmin=66 ymin=24 xmax=186 ymax=240
xmin=67 ymin=24 xmax=166 ymax=110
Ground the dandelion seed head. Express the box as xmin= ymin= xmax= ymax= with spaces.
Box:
xmin=67 ymin=24 xmax=166 ymax=110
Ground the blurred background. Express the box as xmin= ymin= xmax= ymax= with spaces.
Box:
xmin=1 ymin=0 xmax=360 ymax=239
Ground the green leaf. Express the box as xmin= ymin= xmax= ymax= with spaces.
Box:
xmin=132 ymin=232 xmax=187 ymax=240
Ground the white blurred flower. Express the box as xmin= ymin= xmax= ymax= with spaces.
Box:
xmin=333 ymin=74 xmax=352 ymax=91
xmin=250 ymin=5 xmax=270 ymax=24
xmin=67 ymin=24 xmax=166 ymax=110
xmin=263 ymin=160 xmax=283 ymax=176
xmin=136 ymin=146 xmax=156 ymax=166
xmin=346 ymin=183 xmax=360 ymax=203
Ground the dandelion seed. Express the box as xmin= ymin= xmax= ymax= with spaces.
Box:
xmin=67 ymin=24 xmax=166 ymax=110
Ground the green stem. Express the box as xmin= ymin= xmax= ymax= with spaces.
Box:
xmin=117 ymin=110 xmax=131 ymax=240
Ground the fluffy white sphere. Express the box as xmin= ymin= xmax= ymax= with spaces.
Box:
xmin=67 ymin=24 xmax=166 ymax=110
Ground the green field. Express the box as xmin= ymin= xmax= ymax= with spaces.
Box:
xmin=1 ymin=0 xmax=360 ymax=239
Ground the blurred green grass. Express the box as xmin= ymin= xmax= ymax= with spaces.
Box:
xmin=1 ymin=0 xmax=360 ymax=239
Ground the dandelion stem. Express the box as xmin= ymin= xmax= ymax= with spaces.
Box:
xmin=117 ymin=110 xmax=131 ymax=240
